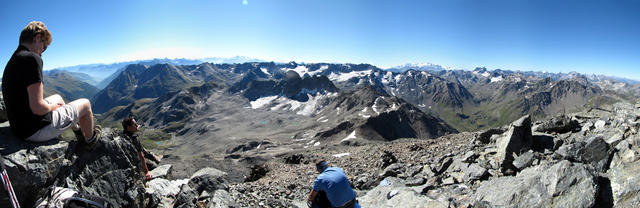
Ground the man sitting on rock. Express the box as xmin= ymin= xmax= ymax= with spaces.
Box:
xmin=121 ymin=116 xmax=152 ymax=181
xmin=307 ymin=159 xmax=360 ymax=208
xmin=2 ymin=21 xmax=101 ymax=144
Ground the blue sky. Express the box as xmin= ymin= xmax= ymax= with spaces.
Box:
xmin=1 ymin=0 xmax=639 ymax=80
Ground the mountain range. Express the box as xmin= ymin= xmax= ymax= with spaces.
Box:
xmin=44 ymin=56 xmax=266 ymax=89
xmin=1 ymin=59 xmax=639 ymax=207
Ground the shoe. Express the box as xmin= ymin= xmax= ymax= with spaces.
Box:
xmin=85 ymin=125 xmax=102 ymax=149
xmin=73 ymin=129 xmax=85 ymax=141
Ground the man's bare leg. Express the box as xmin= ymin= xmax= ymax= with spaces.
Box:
xmin=68 ymin=98 xmax=93 ymax=139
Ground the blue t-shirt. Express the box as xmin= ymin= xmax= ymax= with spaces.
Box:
xmin=313 ymin=167 xmax=357 ymax=207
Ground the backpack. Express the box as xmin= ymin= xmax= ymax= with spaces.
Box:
xmin=35 ymin=187 xmax=112 ymax=208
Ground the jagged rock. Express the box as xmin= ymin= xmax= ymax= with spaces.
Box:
xmin=477 ymin=128 xmax=506 ymax=144
xmin=404 ymin=165 xmax=423 ymax=177
xmin=495 ymin=115 xmax=533 ymax=173
xmin=534 ymin=115 xmax=580 ymax=134
xmin=404 ymin=176 xmax=426 ymax=187
xmin=0 ymin=127 xmax=149 ymax=208
xmin=283 ymin=153 xmax=304 ymax=164
xmin=441 ymin=177 xmax=457 ymax=186
xmin=147 ymin=178 xmax=187 ymax=197
xmin=354 ymin=173 xmax=378 ymax=190
xmin=188 ymin=167 xmax=228 ymax=194
xmin=381 ymin=163 xmax=405 ymax=177
xmin=244 ymin=165 xmax=268 ymax=182
xmin=0 ymin=139 xmax=68 ymax=206
xmin=380 ymin=150 xmax=397 ymax=168
xmin=461 ymin=151 xmax=478 ymax=163
xmin=359 ymin=177 xmax=447 ymax=208
xmin=531 ymin=134 xmax=555 ymax=151
xmin=512 ymin=150 xmax=535 ymax=171
xmin=582 ymin=122 xmax=594 ymax=132
xmin=210 ymin=189 xmax=239 ymax=207
xmin=421 ymin=165 xmax=436 ymax=178
xmin=554 ymin=136 xmax=610 ymax=172
xmin=145 ymin=178 xmax=189 ymax=207
xmin=435 ymin=157 xmax=453 ymax=175
xmin=604 ymin=132 xmax=624 ymax=145
xmin=608 ymin=135 xmax=640 ymax=207
xmin=473 ymin=160 xmax=598 ymax=208
xmin=552 ymin=137 xmax=565 ymax=150
xmin=174 ymin=184 xmax=198 ymax=208
xmin=463 ymin=163 xmax=489 ymax=183
xmin=595 ymin=120 xmax=607 ymax=129
xmin=149 ymin=164 xmax=173 ymax=180
xmin=446 ymin=159 xmax=469 ymax=174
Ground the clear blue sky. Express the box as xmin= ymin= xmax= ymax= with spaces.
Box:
xmin=1 ymin=0 xmax=639 ymax=80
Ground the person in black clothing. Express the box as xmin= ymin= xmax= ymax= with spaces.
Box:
xmin=121 ymin=117 xmax=152 ymax=181
xmin=1 ymin=21 xmax=100 ymax=144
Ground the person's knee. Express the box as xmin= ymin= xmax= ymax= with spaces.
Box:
xmin=47 ymin=94 xmax=65 ymax=104
xmin=71 ymin=98 xmax=92 ymax=114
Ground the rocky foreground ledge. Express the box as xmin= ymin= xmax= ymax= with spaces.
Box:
xmin=0 ymin=123 xmax=233 ymax=207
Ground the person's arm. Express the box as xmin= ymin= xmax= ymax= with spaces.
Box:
xmin=138 ymin=151 xmax=152 ymax=180
xmin=307 ymin=189 xmax=318 ymax=201
xmin=27 ymin=82 xmax=61 ymax=115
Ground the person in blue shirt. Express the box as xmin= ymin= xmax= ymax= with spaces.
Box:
xmin=307 ymin=159 xmax=360 ymax=208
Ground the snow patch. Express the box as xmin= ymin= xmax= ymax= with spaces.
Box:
xmin=285 ymin=65 xmax=322 ymax=77
xmin=372 ymin=97 xmax=383 ymax=115
xmin=260 ymin=67 xmax=269 ymax=75
xmin=382 ymin=71 xmax=394 ymax=84
xmin=332 ymin=153 xmax=351 ymax=158
xmin=250 ymin=96 xmax=279 ymax=109
xmin=328 ymin=70 xmax=372 ymax=82
xmin=314 ymin=142 xmax=320 ymax=146
xmin=341 ymin=131 xmax=357 ymax=142
xmin=481 ymin=72 xmax=491 ymax=77
xmin=490 ymin=76 xmax=503 ymax=83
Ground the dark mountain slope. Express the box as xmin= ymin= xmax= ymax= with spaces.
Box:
xmin=42 ymin=70 xmax=99 ymax=102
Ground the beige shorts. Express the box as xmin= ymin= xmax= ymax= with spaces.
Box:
xmin=26 ymin=98 xmax=80 ymax=142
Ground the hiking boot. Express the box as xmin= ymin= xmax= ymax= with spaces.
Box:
xmin=73 ymin=128 xmax=85 ymax=141
xmin=84 ymin=125 xmax=102 ymax=149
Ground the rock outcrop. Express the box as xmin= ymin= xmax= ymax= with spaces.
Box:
xmin=495 ymin=115 xmax=533 ymax=173
xmin=0 ymin=123 xmax=231 ymax=207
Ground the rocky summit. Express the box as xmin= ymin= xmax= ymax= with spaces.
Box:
xmin=0 ymin=66 xmax=639 ymax=208
xmin=226 ymin=101 xmax=640 ymax=207
xmin=15 ymin=99 xmax=629 ymax=207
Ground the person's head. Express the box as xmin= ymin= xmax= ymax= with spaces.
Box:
xmin=122 ymin=116 xmax=138 ymax=133
xmin=20 ymin=21 xmax=51 ymax=57
xmin=315 ymin=159 xmax=328 ymax=173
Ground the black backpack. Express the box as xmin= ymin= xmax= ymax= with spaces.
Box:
xmin=63 ymin=193 xmax=112 ymax=208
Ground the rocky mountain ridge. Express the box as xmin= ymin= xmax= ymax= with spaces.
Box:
xmin=94 ymin=61 xmax=636 ymax=133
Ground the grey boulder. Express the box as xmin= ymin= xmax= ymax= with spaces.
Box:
xmin=473 ymin=160 xmax=598 ymax=208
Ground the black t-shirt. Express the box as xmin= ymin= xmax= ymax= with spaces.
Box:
xmin=2 ymin=45 xmax=52 ymax=139
xmin=122 ymin=131 xmax=144 ymax=153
